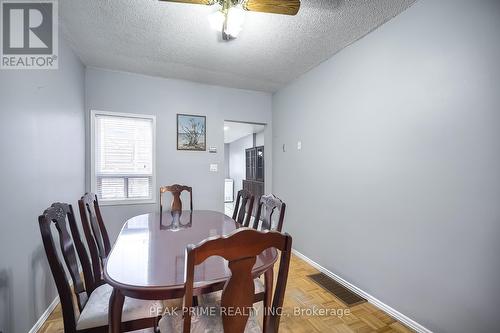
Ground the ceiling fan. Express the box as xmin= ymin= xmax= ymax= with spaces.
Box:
xmin=159 ymin=0 xmax=300 ymax=41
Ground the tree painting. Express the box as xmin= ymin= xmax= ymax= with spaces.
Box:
xmin=177 ymin=114 xmax=206 ymax=151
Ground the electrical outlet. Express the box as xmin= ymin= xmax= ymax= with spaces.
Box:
xmin=297 ymin=141 xmax=302 ymax=150
xmin=210 ymin=163 xmax=218 ymax=172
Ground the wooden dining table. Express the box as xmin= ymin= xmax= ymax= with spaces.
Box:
xmin=104 ymin=209 xmax=278 ymax=333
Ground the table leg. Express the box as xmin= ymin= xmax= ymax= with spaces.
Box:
xmin=109 ymin=288 xmax=125 ymax=333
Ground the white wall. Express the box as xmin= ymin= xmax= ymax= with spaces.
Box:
xmin=224 ymin=143 xmax=230 ymax=178
xmin=85 ymin=68 xmax=272 ymax=241
xmin=272 ymin=0 xmax=500 ymax=332
xmin=0 ymin=39 xmax=85 ymax=333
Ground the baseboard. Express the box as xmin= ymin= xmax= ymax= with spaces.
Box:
xmin=292 ymin=249 xmax=432 ymax=333
xmin=28 ymin=295 xmax=60 ymax=333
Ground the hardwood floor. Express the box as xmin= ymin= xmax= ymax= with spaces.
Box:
xmin=277 ymin=255 xmax=413 ymax=333
xmin=39 ymin=304 xmax=64 ymax=333
xmin=39 ymin=254 xmax=414 ymax=333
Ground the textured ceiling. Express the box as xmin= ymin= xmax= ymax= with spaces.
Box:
xmin=60 ymin=0 xmax=416 ymax=92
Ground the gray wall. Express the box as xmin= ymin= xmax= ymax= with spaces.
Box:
xmin=255 ymin=131 xmax=264 ymax=147
xmin=0 ymin=38 xmax=85 ymax=333
xmin=272 ymin=0 xmax=500 ymax=332
xmin=228 ymin=130 xmax=265 ymax=197
xmin=85 ymin=68 xmax=272 ymax=242
xmin=229 ymin=134 xmax=254 ymax=196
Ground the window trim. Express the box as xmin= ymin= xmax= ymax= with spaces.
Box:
xmin=90 ymin=110 xmax=157 ymax=206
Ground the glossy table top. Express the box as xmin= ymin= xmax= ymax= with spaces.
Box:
xmin=104 ymin=210 xmax=277 ymax=296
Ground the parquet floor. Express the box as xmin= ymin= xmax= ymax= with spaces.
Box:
xmin=39 ymin=254 xmax=414 ymax=333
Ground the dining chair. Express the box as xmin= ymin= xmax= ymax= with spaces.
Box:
xmin=232 ymin=189 xmax=254 ymax=227
xmin=158 ymin=228 xmax=292 ymax=333
xmin=78 ymin=193 xmax=111 ymax=277
xmin=160 ymin=184 xmax=193 ymax=213
xmin=253 ymin=194 xmax=286 ymax=232
xmin=250 ymin=194 xmax=287 ymax=314
xmin=201 ymin=195 xmax=287 ymax=315
xmin=39 ymin=202 xmax=162 ymax=333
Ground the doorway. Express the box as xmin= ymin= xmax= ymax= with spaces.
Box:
xmin=223 ymin=121 xmax=266 ymax=217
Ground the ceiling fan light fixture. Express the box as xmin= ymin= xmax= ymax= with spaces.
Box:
xmin=224 ymin=5 xmax=245 ymax=38
xmin=208 ymin=2 xmax=246 ymax=40
xmin=208 ymin=8 xmax=225 ymax=32
xmin=161 ymin=0 xmax=300 ymax=41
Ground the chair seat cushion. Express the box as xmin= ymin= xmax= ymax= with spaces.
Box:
xmin=254 ymin=278 xmax=265 ymax=294
xmin=199 ymin=278 xmax=265 ymax=305
xmin=76 ymin=283 xmax=162 ymax=330
xmin=158 ymin=303 xmax=261 ymax=333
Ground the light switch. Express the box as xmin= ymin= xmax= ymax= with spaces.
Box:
xmin=297 ymin=141 xmax=302 ymax=150
xmin=210 ymin=163 xmax=218 ymax=172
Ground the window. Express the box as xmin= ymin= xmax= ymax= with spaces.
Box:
xmin=91 ymin=111 xmax=156 ymax=205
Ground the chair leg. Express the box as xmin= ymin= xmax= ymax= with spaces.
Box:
xmin=109 ymin=288 xmax=125 ymax=333
xmin=193 ymin=295 xmax=199 ymax=306
xmin=263 ymin=268 xmax=274 ymax=333
xmin=154 ymin=316 xmax=160 ymax=333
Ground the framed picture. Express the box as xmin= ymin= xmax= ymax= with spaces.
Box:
xmin=177 ymin=114 xmax=206 ymax=151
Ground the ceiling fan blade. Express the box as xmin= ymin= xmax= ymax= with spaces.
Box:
xmin=242 ymin=0 xmax=300 ymax=15
xmin=158 ymin=0 xmax=215 ymax=5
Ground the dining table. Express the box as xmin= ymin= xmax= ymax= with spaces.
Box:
xmin=104 ymin=209 xmax=278 ymax=333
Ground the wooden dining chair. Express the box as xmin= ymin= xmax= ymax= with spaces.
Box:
xmin=253 ymin=194 xmax=286 ymax=232
xmin=201 ymin=195 xmax=286 ymax=314
xmin=160 ymin=184 xmax=193 ymax=213
xmin=232 ymin=189 xmax=254 ymax=227
xmin=249 ymin=194 xmax=287 ymax=314
xmin=39 ymin=202 xmax=162 ymax=333
xmin=78 ymin=193 xmax=111 ymax=277
xmin=158 ymin=228 xmax=292 ymax=333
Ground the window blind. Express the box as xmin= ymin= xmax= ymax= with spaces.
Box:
xmin=94 ymin=114 xmax=154 ymax=202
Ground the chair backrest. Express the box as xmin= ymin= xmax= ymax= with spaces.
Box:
xmin=182 ymin=228 xmax=292 ymax=333
xmin=232 ymin=189 xmax=254 ymax=227
xmin=253 ymin=194 xmax=286 ymax=232
xmin=78 ymin=193 xmax=111 ymax=282
xmin=38 ymin=203 xmax=95 ymax=332
xmin=160 ymin=184 xmax=193 ymax=213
